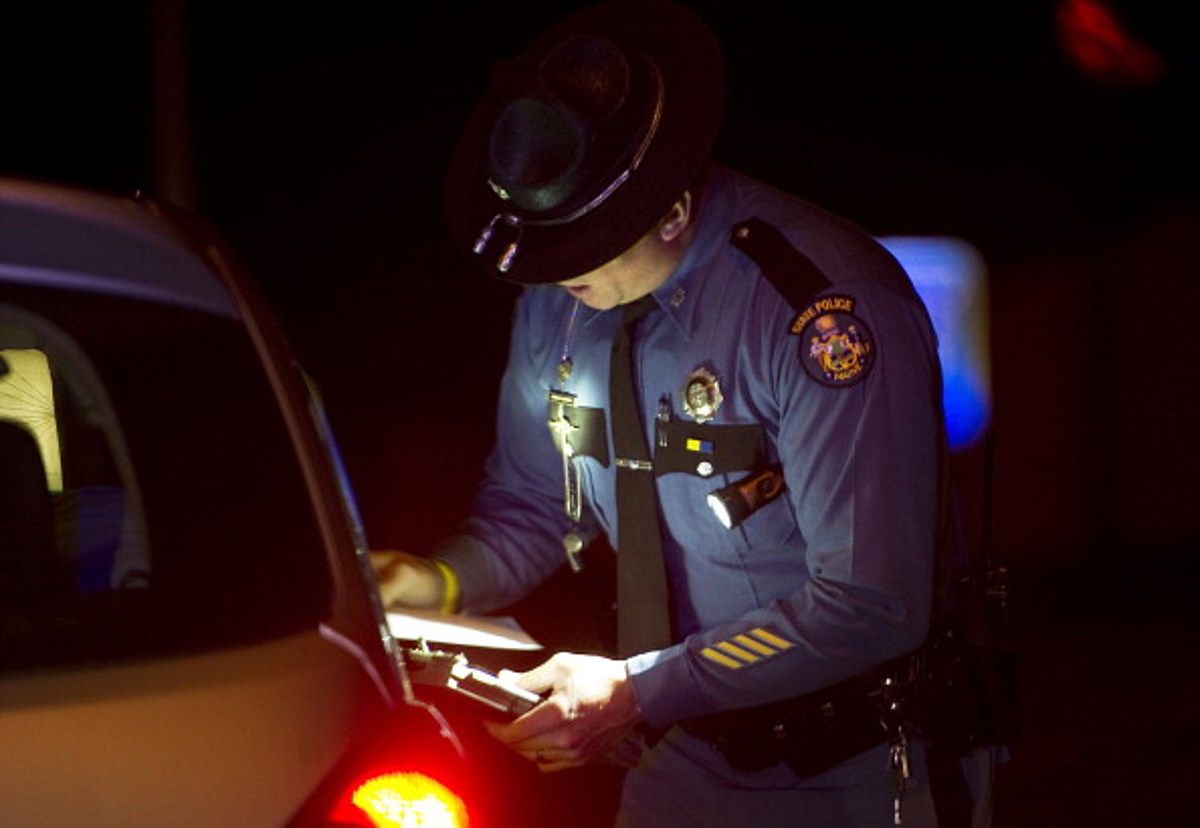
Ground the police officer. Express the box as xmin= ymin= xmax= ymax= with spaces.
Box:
xmin=374 ymin=2 xmax=947 ymax=824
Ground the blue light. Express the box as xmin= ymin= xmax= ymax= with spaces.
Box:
xmin=877 ymin=237 xmax=992 ymax=450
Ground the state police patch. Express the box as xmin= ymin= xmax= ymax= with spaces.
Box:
xmin=792 ymin=294 xmax=874 ymax=387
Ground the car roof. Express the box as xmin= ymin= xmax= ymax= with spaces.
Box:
xmin=0 ymin=178 xmax=237 ymax=317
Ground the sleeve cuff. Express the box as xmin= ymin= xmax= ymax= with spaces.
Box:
xmin=429 ymin=558 xmax=459 ymax=614
xmin=430 ymin=533 xmax=495 ymax=613
xmin=626 ymin=643 xmax=712 ymax=729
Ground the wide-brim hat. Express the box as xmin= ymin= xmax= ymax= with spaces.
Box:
xmin=446 ymin=0 xmax=727 ymax=284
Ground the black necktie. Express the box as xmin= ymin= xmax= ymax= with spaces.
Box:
xmin=609 ymin=295 xmax=672 ymax=656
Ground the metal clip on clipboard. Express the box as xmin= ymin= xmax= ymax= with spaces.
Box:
xmin=403 ymin=639 xmax=542 ymax=718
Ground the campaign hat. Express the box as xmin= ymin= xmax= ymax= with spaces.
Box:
xmin=446 ymin=0 xmax=726 ymax=283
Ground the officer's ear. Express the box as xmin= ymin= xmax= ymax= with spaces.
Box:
xmin=658 ymin=191 xmax=692 ymax=243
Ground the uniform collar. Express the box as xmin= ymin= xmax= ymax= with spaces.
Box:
xmin=644 ymin=166 xmax=734 ymax=343
xmin=572 ymin=166 xmax=734 ymax=339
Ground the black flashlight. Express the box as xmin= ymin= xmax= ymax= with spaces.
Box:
xmin=706 ymin=468 xmax=786 ymax=530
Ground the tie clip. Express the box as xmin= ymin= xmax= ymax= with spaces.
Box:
xmin=615 ymin=458 xmax=653 ymax=471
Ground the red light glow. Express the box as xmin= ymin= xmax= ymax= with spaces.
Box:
xmin=1057 ymin=0 xmax=1167 ymax=87
xmin=345 ymin=772 xmax=470 ymax=827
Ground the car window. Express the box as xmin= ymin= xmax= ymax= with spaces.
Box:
xmin=1 ymin=286 xmax=330 ymax=672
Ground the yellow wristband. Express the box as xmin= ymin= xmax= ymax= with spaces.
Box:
xmin=430 ymin=559 xmax=459 ymax=615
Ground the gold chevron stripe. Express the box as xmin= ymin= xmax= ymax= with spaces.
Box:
xmin=716 ymin=641 xmax=761 ymax=663
xmin=749 ymin=627 xmax=794 ymax=650
xmin=700 ymin=647 xmax=743 ymax=669
xmin=733 ymin=634 xmax=777 ymax=656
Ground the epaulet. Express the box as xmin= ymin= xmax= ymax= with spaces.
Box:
xmin=730 ymin=217 xmax=830 ymax=311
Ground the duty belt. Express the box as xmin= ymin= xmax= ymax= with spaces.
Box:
xmin=680 ymin=655 xmax=917 ymax=779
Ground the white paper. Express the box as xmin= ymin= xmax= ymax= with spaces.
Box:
xmin=387 ymin=609 xmax=542 ymax=650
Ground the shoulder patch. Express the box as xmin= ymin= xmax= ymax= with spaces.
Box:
xmin=729 ymin=220 xmax=873 ymax=387
xmin=796 ymin=294 xmax=874 ymax=387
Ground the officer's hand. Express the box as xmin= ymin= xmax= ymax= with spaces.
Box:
xmin=370 ymin=550 xmax=447 ymax=611
xmin=484 ymin=652 xmax=644 ymax=772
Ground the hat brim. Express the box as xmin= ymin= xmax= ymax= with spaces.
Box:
xmin=446 ymin=0 xmax=726 ymax=284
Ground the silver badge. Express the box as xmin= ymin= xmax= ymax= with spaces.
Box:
xmin=682 ymin=366 xmax=723 ymax=423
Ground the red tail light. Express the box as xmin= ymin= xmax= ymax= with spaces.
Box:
xmin=288 ymin=703 xmax=480 ymax=828
xmin=326 ymin=770 xmax=470 ymax=827
xmin=350 ymin=772 xmax=469 ymax=827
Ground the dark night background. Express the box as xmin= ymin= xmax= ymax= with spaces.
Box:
xmin=3 ymin=1 xmax=1198 ymax=824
